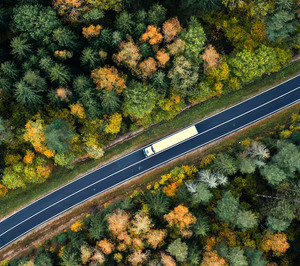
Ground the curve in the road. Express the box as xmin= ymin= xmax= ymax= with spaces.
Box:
xmin=0 ymin=75 xmax=299 ymax=250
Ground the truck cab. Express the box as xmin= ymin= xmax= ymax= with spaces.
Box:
xmin=143 ymin=146 xmax=155 ymax=157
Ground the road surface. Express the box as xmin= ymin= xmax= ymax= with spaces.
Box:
xmin=0 ymin=75 xmax=299 ymax=250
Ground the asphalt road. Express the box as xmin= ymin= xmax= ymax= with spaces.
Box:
xmin=0 ymin=75 xmax=299 ymax=250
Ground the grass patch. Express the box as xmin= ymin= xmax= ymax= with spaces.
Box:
xmin=0 ymin=62 xmax=299 ymax=218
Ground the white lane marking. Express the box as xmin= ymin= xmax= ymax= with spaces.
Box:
xmin=1 ymin=98 xmax=299 ymax=250
xmin=1 ymin=75 xmax=298 ymax=225
xmin=1 ymin=74 xmax=298 ymax=223
xmin=0 ymin=85 xmax=299 ymax=237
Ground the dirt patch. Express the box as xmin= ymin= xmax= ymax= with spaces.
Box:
xmin=1 ymin=103 xmax=298 ymax=261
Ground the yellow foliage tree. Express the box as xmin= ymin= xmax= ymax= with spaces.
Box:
xmin=105 ymin=113 xmax=122 ymax=134
xmin=5 ymin=154 xmax=21 ymax=166
xmin=70 ymin=102 xmax=86 ymax=119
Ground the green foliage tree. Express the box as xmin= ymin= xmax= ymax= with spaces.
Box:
xmin=123 ymin=81 xmax=157 ymax=123
xmin=145 ymin=191 xmax=171 ymax=217
xmin=115 ymin=11 xmax=134 ymax=34
xmin=214 ymin=191 xmax=240 ymax=224
xmin=229 ymin=247 xmax=248 ymax=266
xmin=167 ymin=238 xmax=188 ymax=263
xmin=168 ymin=56 xmax=199 ymax=98
xmin=236 ymin=210 xmax=258 ymax=231
xmin=187 ymin=246 xmax=201 ymax=266
xmin=181 ymin=17 xmax=206 ymax=63
xmin=147 ymin=4 xmax=166 ymax=26
xmin=54 ymin=152 xmax=76 ymax=169
xmin=266 ymin=216 xmax=290 ymax=232
xmin=245 ymin=248 xmax=268 ymax=266
xmin=213 ymin=154 xmax=238 ymax=175
xmin=191 ymin=183 xmax=213 ymax=206
xmin=89 ymin=212 xmax=107 ymax=240
xmin=193 ymin=215 xmax=210 ymax=237
xmin=60 ymin=248 xmax=81 ymax=266
xmin=239 ymin=158 xmax=257 ymax=174
xmin=0 ymin=76 xmax=13 ymax=94
xmin=39 ymin=56 xmax=55 ymax=74
xmin=2 ymin=166 xmax=26 ymax=189
xmin=45 ymin=119 xmax=75 ymax=154
xmin=261 ymin=164 xmax=287 ymax=185
xmin=49 ymin=63 xmax=71 ymax=85
xmin=272 ymin=142 xmax=300 ymax=177
xmin=52 ymin=27 xmax=80 ymax=51
xmin=275 ymin=0 xmax=294 ymax=10
xmin=181 ymin=0 xmax=221 ymax=13
xmin=267 ymin=10 xmax=297 ymax=43
xmin=10 ymin=36 xmax=32 ymax=60
xmin=82 ymin=8 xmax=104 ymax=23
xmin=151 ymin=71 xmax=169 ymax=92
xmin=13 ymin=4 xmax=61 ymax=41
xmin=101 ymin=90 xmax=121 ymax=115
xmin=0 ymin=117 xmax=12 ymax=145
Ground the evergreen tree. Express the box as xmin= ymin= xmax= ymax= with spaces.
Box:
xmin=89 ymin=212 xmax=107 ymax=240
xmin=193 ymin=215 xmax=210 ymax=237
xmin=81 ymin=47 xmax=102 ymax=70
xmin=213 ymin=154 xmax=238 ymax=176
xmin=266 ymin=216 xmax=290 ymax=232
xmin=1 ymin=61 xmax=19 ymax=80
xmin=239 ymin=158 xmax=256 ymax=174
xmin=151 ymin=71 xmax=169 ymax=92
xmin=101 ymin=90 xmax=121 ymax=115
xmin=115 ymin=11 xmax=134 ymax=34
xmin=181 ymin=0 xmax=221 ymax=14
xmin=45 ymin=119 xmax=74 ymax=154
xmin=0 ymin=117 xmax=12 ymax=145
xmin=191 ymin=183 xmax=213 ymax=206
xmin=261 ymin=164 xmax=287 ymax=185
xmin=52 ymin=27 xmax=80 ymax=51
xmin=10 ymin=36 xmax=32 ymax=60
xmin=229 ymin=247 xmax=248 ymax=266
xmin=245 ymin=248 xmax=268 ymax=266
xmin=267 ymin=10 xmax=297 ymax=43
xmin=35 ymin=252 xmax=53 ymax=266
xmin=39 ymin=56 xmax=55 ymax=74
xmin=0 ymin=76 xmax=13 ymax=94
xmin=236 ymin=210 xmax=258 ymax=231
xmin=147 ymin=4 xmax=166 ymax=26
xmin=14 ymin=81 xmax=43 ymax=107
xmin=214 ymin=191 xmax=240 ymax=224
xmin=145 ymin=191 xmax=171 ymax=217
xmin=49 ymin=63 xmax=71 ymax=85
xmin=167 ymin=239 xmax=188 ymax=263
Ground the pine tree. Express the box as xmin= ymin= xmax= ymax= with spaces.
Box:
xmin=0 ymin=117 xmax=12 ymax=145
xmin=229 ymin=247 xmax=248 ymax=266
xmin=1 ymin=61 xmax=19 ymax=80
xmin=10 ymin=36 xmax=32 ymax=60
xmin=145 ymin=191 xmax=171 ymax=217
xmin=89 ymin=212 xmax=107 ymax=240
xmin=115 ymin=11 xmax=134 ymax=34
xmin=45 ymin=119 xmax=74 ymax=154
xmin=236 ymin=210 xmax=258 ymax=231
xmin=167 ymin=239 xmax=188 ymax=263
xmin=14 ymin=81 xmax=43 ymax=107
xmin=245 ymin=248 xmax=267 ymax=266
xmin=193 ymin=215 xmax=210 ymax=237
xmin=192 ymin=183 xmax=213 ymax=206
xmin=101 ymin=90 xmax=121 ymax=115
xmin=213 ymin=154 xmax=238 ymax=176
xmin=147 ymin=4 xmax=166 ymax=26
xmin=81 ymin=47 xmax=102 ymax=70
xmin=49 ymin=63 xmax=71 ymax=85
xmin=52 ymin=27 xmax=80 ymax=51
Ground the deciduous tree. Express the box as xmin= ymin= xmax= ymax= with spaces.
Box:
xmin=167 ymin=239 xmax=188 ymax=263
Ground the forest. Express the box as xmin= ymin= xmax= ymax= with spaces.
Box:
xmin=0 ymin=0 xmax=298 ymax=197
xmin=3 ymin=113 xmax=300 ymax=265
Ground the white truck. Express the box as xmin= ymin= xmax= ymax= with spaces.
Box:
xmin=143 ymin=125 xmax=198 ymax=157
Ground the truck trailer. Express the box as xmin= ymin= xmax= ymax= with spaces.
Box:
xmin=143 ymin=125 xmax=198 ymax=157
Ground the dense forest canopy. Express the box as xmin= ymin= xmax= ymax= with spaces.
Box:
xmin=0 ymin=0 xmax=298 ymax=196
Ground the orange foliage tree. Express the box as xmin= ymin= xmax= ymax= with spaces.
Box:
xmin=98 ymin=238 xmax=115 ymax=255
xmin=262 ymin=233 xmax=290 ymax=254
xmin=167 ymin=39 xmax=185 ymax=55
xmin=0 ymin=184 xmax=8 ymax=198
xmin=91 ymin=66 xmax=126 ymax=94
xmin=164 ymin=205 xmax=197 ymax=231
xmin=82 ymin=25 xmax=102 ymax=39
xmin=23 ymin=150 xmax=35 ymax=165
xmin=139 ymin=58 xmax=157 ymax=78
xmin=156 ymin=49 xmax=170 ymax=67
xmin=107 ymin=209 xmax=131 ymax=237
xmin=128 ymin=250 xmax=149 ymax=266
xmin=163 ymin=17 xmax=183 ymax=43
xmin=113 ymin=40 xmax=142 ymax=71
xmin=70 ymin=102 xmax=86 ymax=119
xmin=105 ymin=113 xmax=122 ymax=134
xmin=201 ymin=251 xmax=227 ymax=266
xmin=202 ymin=45 xmax=220 ymax=70
xmin=56 ymin=87 xmax=72 ymax=102
xmin=161 ymin=252 xmax=176 ymax=266
xmin=71 ymin=221 xmax=83 ymax=232
xmin=147 ymin=230 xmax=167 ymax=249
xmin=140 ymin=26 xmax=163 ymax=45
